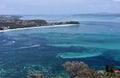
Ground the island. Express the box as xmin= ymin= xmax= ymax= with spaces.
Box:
xmin=0 ymin=15 xmax=80 ymax=30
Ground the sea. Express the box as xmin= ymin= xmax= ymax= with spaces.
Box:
xmin=0 ymin=14 xmax=120 ymax=78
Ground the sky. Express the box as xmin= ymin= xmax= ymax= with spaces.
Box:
xmin=0 ymin=0 xmax=120 ymax=15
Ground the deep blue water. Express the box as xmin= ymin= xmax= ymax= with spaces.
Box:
xmin=0 ymin=14 xmax=120 ymax=78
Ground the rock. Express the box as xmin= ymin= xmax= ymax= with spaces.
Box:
xmin=64 ymin=21 xmax=80 ymax=24
xmin=27 ymin=73 xmax=44 ymax=78
xmin=51 ymin=21 xmax=80 ymax=25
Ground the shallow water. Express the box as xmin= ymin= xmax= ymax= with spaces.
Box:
xmin=0 ymin=14 xmax=120 ymax=78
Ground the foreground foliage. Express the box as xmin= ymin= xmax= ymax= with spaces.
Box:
xmin=27 ymin=61 xmax=120 ymax=78
xmin=63 ymin=61 xmax=104 ymax=78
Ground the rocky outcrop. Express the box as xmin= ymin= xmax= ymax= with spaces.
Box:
xmin=62 ymin=21 xmax=80 ymax=24
xmin=51 ymin=21 xmax=80 ymax=25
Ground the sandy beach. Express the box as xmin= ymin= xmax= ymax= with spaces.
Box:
xmin=0 ymin=24 xmax=77 ymax=33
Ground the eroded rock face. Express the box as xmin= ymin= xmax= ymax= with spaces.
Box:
xmin=0 ymin=27 xmax=4 ymax=30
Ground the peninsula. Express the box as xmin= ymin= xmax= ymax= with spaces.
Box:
xmin=0 ymin=15 xmax=80 ymax=30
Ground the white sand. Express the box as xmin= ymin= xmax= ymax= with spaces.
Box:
xmin=0 ymin=24 xmax=77 ymax=33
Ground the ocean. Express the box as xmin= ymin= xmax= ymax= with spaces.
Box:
xmin=0 ymin=14 xmax=120 ymax=78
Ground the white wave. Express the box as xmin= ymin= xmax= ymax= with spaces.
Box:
xmin=3 ymin=40 xmax=6 ymax=42
xmin=12 ymin=41 xmax=15 ymax=43
xmin=18 ymin=45 xmax=40 ymax=49
xmin=57 ymin=51 xmax=103 ymax=59
xmin=6 ymin=41 xmax=16 ymax=45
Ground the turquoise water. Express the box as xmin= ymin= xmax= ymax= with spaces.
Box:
xmin=0 ymin=14 xmax=120 ymax=78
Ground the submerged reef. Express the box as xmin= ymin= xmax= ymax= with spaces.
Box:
xmin=27 ymin=72 xmax=44 ymax=78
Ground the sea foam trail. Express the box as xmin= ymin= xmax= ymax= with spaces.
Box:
xmin=0 ymin=24 xmax=77 ymax=33
xmin=18 ymin=45 xmax=40 ymax=49
xmin=57 ymin=52 xmax=103 ymax=59
xmin=0 ymin=45 xmax=40 ymax=52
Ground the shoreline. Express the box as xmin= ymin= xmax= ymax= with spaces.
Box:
xmin=0 ymin=24 xmax=78 ymax=33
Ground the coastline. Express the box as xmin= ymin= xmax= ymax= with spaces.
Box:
xmin=0 ymin=24 xmax=77 ymax=33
